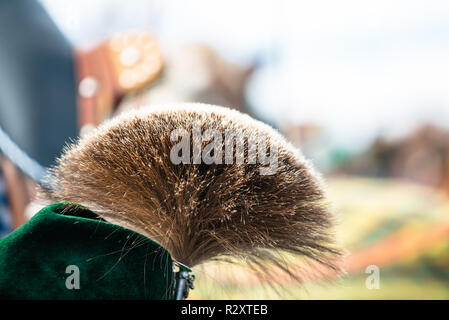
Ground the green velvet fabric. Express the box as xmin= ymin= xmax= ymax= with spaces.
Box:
xmin=0 ymin=203 xmax=174 ymax=299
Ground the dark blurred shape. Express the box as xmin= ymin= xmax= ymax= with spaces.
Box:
xmin=0 ymin=0 xmax=78 ymax=169
xmin=336 ymin=124 xmax=449 ymax=189
xmin=184 ymin=44 xmax=256 ymax=114
xmin=118 ymin=44 xmax=257 ymax=117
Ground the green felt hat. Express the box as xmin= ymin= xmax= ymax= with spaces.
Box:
xmin=0 ymin=202 xmax=184 ymax=299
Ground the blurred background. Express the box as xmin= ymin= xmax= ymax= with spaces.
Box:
xmin=1 ymin=0 xmax=449 ymax=299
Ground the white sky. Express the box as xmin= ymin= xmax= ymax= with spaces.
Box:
xmin=41 ymin=0 xmax=449 ymax=151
